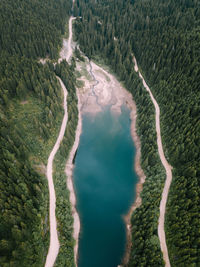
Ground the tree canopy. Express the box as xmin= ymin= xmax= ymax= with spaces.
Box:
xmin=74 ymin=0 xmax=200 ymax=265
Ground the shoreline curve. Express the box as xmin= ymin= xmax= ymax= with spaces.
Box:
xmin=60 ymin=15 xmax=81 ymax=266
xmin=121 ymin=91 xmax=146 ymax=266
xmin=65 ymin=88 xmax=82 ymax=266
xmin=77 ymin=59 xmax=145 ymax=266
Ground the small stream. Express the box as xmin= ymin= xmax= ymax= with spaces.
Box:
xmin=82 ymin=60 xmax=101 ymax=111
xmin=73 ymin=106 xmax=137 ymax=267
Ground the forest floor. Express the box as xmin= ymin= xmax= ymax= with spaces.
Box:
xmin=133 ymin=57 xmax=172 ymax=267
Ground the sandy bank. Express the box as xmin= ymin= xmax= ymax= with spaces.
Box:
xmin=77 ymin=58 xmax=136 ymax=115
xmin=45 ymin=14 xmax=80 ymax=267
xmin=58 ymin=15 xmax=81 ymax=265
xmin=122 ymin=97 xmax=146 ymax=265
xmin=76 ymin=58 xmax=146 ymax=265
xmin=65 ymin=89 xmax=82 ymax=266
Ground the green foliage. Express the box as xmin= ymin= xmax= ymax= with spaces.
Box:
xmin=0 ymin=0 xmax=73 ymax=266
xmin=0 ymin=61 xmax=67 ymax=266
xmin=0 ymin=0 xmax=71 ymax=59
xmin=53 ymin=62 xmax=78 ymax=266
xmin=74 ymin=0 xmax=200 ymax=266
xmin=0 ymin=115 xmax=49 ymax=266
xmin=127 ymin=74 xmax=165 ymax=267
xmin=74 ymin=46 xmax=85 ymax=62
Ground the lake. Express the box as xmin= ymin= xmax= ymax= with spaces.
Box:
xmin=73 ymin=106 xmax=137 ymax=267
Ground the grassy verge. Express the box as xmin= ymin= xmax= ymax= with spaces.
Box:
xmin=10 ymin=95 xmax=63 ymax=165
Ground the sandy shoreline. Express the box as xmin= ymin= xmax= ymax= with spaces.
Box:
xmin=65 ymin=89 xmax=82 ymax=266
xmin=55 ymin=14 xmax=81 ymax=265
xmin=76 ymin=57 xmax=146 ymax=265
xmin=58 ymin=15 xmax=81 ymax=266
xmin=120 ymin=90 xmax=146 ymax=266
xmin=77 ymin=58 xmax=135 ymax=115
xmin=89 ymin=62 xmax=147 ymax=266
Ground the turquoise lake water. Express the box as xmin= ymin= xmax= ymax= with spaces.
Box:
xmin=73 ymin=106 xmax=137 ymax=267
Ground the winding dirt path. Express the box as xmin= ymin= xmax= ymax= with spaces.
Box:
xmin=59 ymin=16 xmax=75 ymax=63
xmin=45 ymin=15 xmax=78 ymax=267
xmin=133 ymin=57 xmax=172 ymax=267
xmin=45 ymin=77 xmax=68 ymax=267
xmin=60 ymin=15 xmax=82 ymax=266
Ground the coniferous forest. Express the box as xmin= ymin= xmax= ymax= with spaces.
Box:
xmin=73 ymin=0 xmax=200 ymax=266
xmin=1 ymin=0 xmax=200 ymax=266
xmin=0 ymin=0 xmax=76 ymax=266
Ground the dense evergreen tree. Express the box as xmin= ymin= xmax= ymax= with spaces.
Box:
xmin=54 ymin=60 xmax=78 ymax=266
xmin=74 ymin=0 xmax=200 ymax=266
xmin=1 ymin=0 xmax=199 ymax=265
xmin=0 ymin=0 xmax=74 ymax=266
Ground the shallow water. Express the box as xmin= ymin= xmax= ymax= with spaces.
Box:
xmin=73 ymin=106 xmax=137 ymax=267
